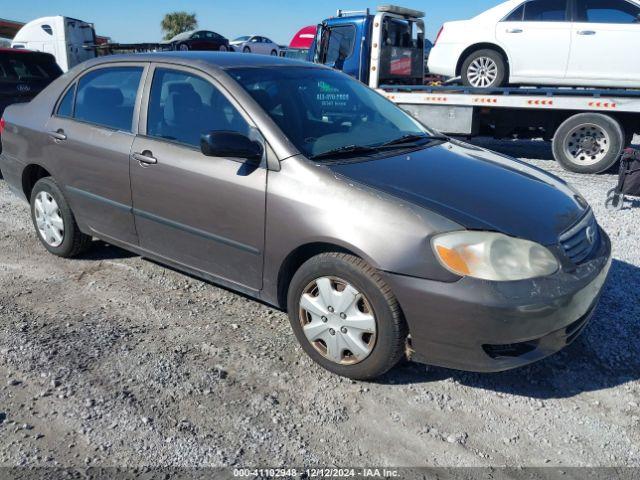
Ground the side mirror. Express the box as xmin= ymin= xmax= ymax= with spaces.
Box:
xmin=200 ymin=131 xmax=264 ymax=162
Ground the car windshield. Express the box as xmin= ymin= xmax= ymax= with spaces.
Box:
xmin=234 ymin=36 xmax=251 ymax=42
xmin=0 ymin=53 xmax=62 ymax=83
xmin=227 ymin=67 xmax=431 ymax=159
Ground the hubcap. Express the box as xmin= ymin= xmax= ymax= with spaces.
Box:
xmin=467 ymin=57 xmax=498 ymax=88
xmin=34 ymin=191 xmax=64 ymax=247
xmin=179 ymin=44 xmax=189 ymax=51
xmin=563 ymin=124 xmax=610 ymax=166
xmin=299 ymin=277 xmax=377 ymax=366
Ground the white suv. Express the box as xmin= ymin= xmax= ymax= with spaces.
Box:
xmin=428 ymin=0 xmax=640 ymax=88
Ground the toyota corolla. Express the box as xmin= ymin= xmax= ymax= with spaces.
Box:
xmin=0 ymin=53 xmax=611 ymax=380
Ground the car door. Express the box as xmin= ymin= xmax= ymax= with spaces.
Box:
xmin=249 ymin=36 xmax=262 ymax=54
xmin=189 ymin=32 xmax=207 ymax=50
xmin=130 ymin=65 xmax=267 ymax=291
xmin=567 ymin=0 xmax=640 ymax=85
xmin=496 ymin=0 xmax=572 ymax=79
xmin=44 ymin=63 xmax=146 ymax=245
xmin=254 ymin=37 xmax=266 ymax=55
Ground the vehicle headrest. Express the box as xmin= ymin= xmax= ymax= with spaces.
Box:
xmin=164 ymin=81 xmax=197 ymax=97
xmin=82 ymin=87 xmax=123 ymax=109
xmin=164 ymin=90 xmax=202 ymax=126
xmin=249 ymin=89 xmax=277 ymax=112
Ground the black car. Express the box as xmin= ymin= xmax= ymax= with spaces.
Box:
xmin=162 ymin=30 xmax=230 ymax=52
xmin=0 ymin=49 xmax=62 ymax=161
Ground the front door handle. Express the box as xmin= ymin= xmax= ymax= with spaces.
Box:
xmin=49 ymin=130 xmax=67 ymax=141
xmin=506 ymin=28 xmax=523 ymax=33
xmin=577 ymin=30 xmax=596 ymax=35
xmin=133 ymin=151 xmax=157 ymax=165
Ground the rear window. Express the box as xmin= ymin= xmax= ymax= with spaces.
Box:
xmin=0 ymin=53 xmax=62 ymax=83
xmin=60 ymin=66 xmax=144 ymax=132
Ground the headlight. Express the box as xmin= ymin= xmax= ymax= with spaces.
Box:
xmin=432 ymin=231 xmax=559 ymax=281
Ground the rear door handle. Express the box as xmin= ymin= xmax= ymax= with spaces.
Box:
xmin=506 ymin=28 xmax=523 ymax=33
xmin=49 ymin=130 xmax=67 ymax=141
xmin=577 ymin=30 xmax=596 ymax=35
xmin=132 ymin=151 xmax=157 ymax=165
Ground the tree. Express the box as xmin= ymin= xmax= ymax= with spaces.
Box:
xmin=161 ymin=12 xmax=198 ymax=41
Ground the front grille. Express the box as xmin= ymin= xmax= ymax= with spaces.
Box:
xmin=559 ymin=211 xmax=600 ymax=265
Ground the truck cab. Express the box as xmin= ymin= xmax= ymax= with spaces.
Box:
xmin=11 ymin=16 xmax=97 ymax=72
xmin=308 ymin=5 xmax=426 ymax=88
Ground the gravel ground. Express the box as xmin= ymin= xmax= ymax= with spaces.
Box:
xmin=0 ymin=138 xmax=638 ymax=469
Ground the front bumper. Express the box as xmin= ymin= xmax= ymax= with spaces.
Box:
xmin=384 ymin=231 xmax=612 ymax=372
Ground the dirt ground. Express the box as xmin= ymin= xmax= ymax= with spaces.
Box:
xmin=0 ymin=139 xmax=639 ymax=469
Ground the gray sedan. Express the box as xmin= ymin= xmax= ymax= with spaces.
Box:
xmin=0 ymin=53 xmax=611 ymax=380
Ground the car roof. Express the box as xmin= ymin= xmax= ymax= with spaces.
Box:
xmin=84 ymin=51 xmax=321 ymax=71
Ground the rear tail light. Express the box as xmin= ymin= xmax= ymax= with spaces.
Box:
xmin=0 ymin=117 xmax=5 ymax=135
xmin=434 ymin=26 xmax=444 ymax=45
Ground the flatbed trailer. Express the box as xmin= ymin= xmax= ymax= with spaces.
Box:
xmin=310 ymin=5 xmax=640 ymax=174
xmin=379 ymin=85 xmax=640 ymax=174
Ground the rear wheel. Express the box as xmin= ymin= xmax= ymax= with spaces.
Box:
xmin=553 ymin=113 xmax=624 ymax=173
xmin=30 ymin=177 xmax=92 ymax=258
xmin=461 ymin=49 xmax=507 ymax=88
xmin=287 ymin=253 xmax=407 ymax=380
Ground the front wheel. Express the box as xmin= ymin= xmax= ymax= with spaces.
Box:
xmin=287 ymin=253 xmax=408 ymax=381
xmin=553 ymin=113 xmax=624 ymax=174
xmin=30 ymin=177 xmax=92 ymax=257
xmin=178 ymin=43 xmax=189 ymax=51
xmin=219 ymin=45 xmax=228 ymax=52
xmin=243 ymin=46 xmax=251 ymax=54
xmin=461 ymin=49 xmax=507 ymax=88
xmin=270 ymin=49 xmax=278 ymax=56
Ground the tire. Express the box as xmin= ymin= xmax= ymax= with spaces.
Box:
xmin=30 ymin=177 xmax=92 ymax=258
xmin=178 ymin=43 xmax=189 ymax=51
xmin=552 ymin=113 xmax=624 ymax=174
xmin=219 ymin=45 xmax=227 ymax=52
xmin=270 ymin=49 xmax=278 ymax=56
xmin=243 ymin=47 xmax=251 ymax=54
xmin=287 ymin=253 xmax=407 ymax=381
xmin=461 ymin=49 xmax=507 ymax=88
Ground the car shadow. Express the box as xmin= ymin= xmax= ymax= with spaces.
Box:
xmin=382 ymin=259 xmax=640 ymax=399
xmin=467 ymin=137 xmax=556 ymax=161
xmin=78 ymin=241 xmax=138 ymax=261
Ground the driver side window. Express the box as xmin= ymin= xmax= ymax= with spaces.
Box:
xmin=146 ymin=68 xmax=250 ymax=148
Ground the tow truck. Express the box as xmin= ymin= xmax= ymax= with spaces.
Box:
xmin=309 ymin=5 xmax=640 ymax=174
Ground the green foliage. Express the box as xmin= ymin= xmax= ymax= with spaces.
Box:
xmin=161 ymin=12 xmax=198 ymax=41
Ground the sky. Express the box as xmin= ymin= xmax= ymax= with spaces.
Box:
xmin=3 ymin=0 xmax=504 ymax=44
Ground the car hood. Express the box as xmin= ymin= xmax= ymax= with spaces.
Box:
xmin=326 ymin=141 xmax=588 ymax=246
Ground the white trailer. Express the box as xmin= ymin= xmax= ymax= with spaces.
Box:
xmin=11 ymin=16 xmax=97 ymax=72
xmin=380 ymin=83 xmax=640 ymax=175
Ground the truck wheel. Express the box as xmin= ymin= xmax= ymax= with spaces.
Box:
xmin=287 ymin=253 xmax=408 ymax=381
xmin=461 ymin=49 xmax=507 ymax=88
xmin=553 ymin=113 xmax=624 ymax=174
xmin=30 ymin=177 xmax=92 ymax=258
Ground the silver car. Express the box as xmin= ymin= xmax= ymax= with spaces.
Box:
xmin=0 ymin=52 xmax=611 ymax=380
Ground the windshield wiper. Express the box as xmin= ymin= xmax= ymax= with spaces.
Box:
xmin=309 ymin=144 xmax=380 ymax=160
xmin=378 ymin=134 xmax=450 ymax=148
